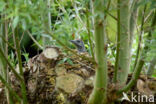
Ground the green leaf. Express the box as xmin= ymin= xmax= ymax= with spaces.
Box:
xmin=22 ymin=19 xmax=27 ymax=30
xmin=12 ymin=16 xmax=19 ymax=29
xmin=0 ymin=1 xmax=6 ymax=12
xmin=22 ymin=53 xmax=29 ymax=62
xmin=66 ymin=58 xmax=73 ymax=65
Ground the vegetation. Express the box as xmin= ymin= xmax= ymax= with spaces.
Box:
xmin=0 ymin=0 xmax=156 ymax=104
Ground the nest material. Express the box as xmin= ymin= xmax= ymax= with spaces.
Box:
xmin=0 ymin=46 xmax=155 ymax=104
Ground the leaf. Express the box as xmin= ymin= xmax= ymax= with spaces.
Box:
xmin=12 ymin=16 xmax=19 ymax=29
xmin=67 ymin=58 xmax=73 ymax=65
xmin=22 ymin=53 xmax=29 ymax=62
xmin=0 ymin=1 xmax=6 ymax=12
xmin=22 ymin=19 xmax=27 ymax=30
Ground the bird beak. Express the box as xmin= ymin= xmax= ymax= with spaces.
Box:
xmin=70 ymin=40 xmax=76 ymax=44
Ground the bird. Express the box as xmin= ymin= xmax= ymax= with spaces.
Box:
xmin=70 ymin=39 xmax=86 ymax=53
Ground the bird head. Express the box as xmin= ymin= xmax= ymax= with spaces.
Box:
xmin=70 ymin=39 xmax=86 ymax=53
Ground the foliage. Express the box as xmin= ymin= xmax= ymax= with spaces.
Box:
xmin=0 ymin=0 xmax=156 ymax=103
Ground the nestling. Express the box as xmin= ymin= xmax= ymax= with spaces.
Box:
xmin=70 ymin=39 xmax=86 ymax=53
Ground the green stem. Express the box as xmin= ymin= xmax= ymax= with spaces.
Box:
xmin=88 ymin=21 xmax=107 ymax=104
xmin=5 ymin=17 xmax=14 ymax=104
xmin=27 ymin=31 xmax=43 ymax=49
xmin=0 ymin=47 xmax=23 ymax=81
xmin=0 ymin=35 xmax=15 ymax=50
xmin=118 ymin=10 xmax=156 ymax=93
xmin=117 ymin=58 xmax=144 ymax=93
xmin=13 ymin=28 xmax=28 ymax=104
xmin=86 ymin=7 xmax=94 ymax=60
xmin=113 ymin=0 xmax=120 ymax=83
xmin=115 ymin=0 xmax=130 ymax=86
xmin=88 ymin=0 xmax=107 ymax=103
xmin=132 ymin=5 xmax=146 ymax=71
xmin=104 ymin=0 xmax=111 ymax=20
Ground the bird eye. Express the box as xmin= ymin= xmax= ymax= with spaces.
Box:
xmin=77 ymin=40 xmax=80 ymax=43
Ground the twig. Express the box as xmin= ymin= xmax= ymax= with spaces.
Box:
xmin=132 ymin=5 xmax=147 ymax=71
xmin=86 ymin=6 xmax=94 ymax=60
xmin=0 ymin=35 xmax=15 ymax=50
xmin=113 ymin=0 xmax=121 ymax=83
xmin=104 ymin=0 xmax=112 ymax=20
xmin=27 ymin=31 xmax=43 ymax=49
xmin=0 ymin=47 xmax=23 ymax=81
xmin=12 ymin=27 xmax=28 ymax=104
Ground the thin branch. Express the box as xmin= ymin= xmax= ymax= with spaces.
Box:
xmin=12 ymin=28 xmax=28 ymax=104
xmin=104 ymin=0 xmax=112 ymax=20
xmin=0 ymin=35 xmax=15 ymax=50
xmin=4 ymin=18 xmax=14 ymax=104
xmin=86 ymin=6 xmax=94 ymax=60
xmin=132 ymin=5 xmax=147 ymax=71
xmin=113 ymin=0 xmax=120 ymax=83
xmin=117 ymin=59 xmax=144 ymax=93
xmin=27 ymin=31 xmax=43 ymax=50
xmin=19 ymin=32 xmax=25 ymax=45
xmin=0 ymin=47 xmax=23 ymax=81
xmin=104 ymin=10 xmax=117 ymax=21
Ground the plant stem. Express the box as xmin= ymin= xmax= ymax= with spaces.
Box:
xmin=27 ymin=31 xmax=43 ymax=49
xmin=132 ymin=5 xmax=146 ymax=71
xmin=118 ymin=11 xmax=156 ymax=93
xmin=86 ymin=7 xmax=94 ymax=60
xmin=42 ymin=0 xmax=52 ymax=46
xmin=0 ymin=35 xmax=16 ymax=50
xmin=113 ymin=0 xmax=121 ymax=83
xmin=5 ymin=17 xmax=14 ymax=104
xmin=13 ymin=28 xmax=28 ymax=104
xmin=117 ymin=58 xmax=144 ymax=93
xmin=0 ymin=47 xmax=23 ymax=81
xmin=115 ymin=0 xmax=130 ymax=86
xmin=88 ymin=0 xmax=107 ymax=103
xmin=104 ymin=0 xmax=111 ymax=20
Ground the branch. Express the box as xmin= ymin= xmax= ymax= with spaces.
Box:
xmin=117 ymin=58 xmax=144 ymax=93
xmin=27 ymin=31 xmax=43 ymax=49
xmin=0 ymin=35 xmax=15 ymax=50
xmin=12 ymin=27 xmax=28 ymax=104
xmin=113 ymin=0 xmax=120 ymax=83
xmin=118 ymin=10 xmax=156 ymax=94
xmin=86 ymin=7 xmax=94 ymax=60
xmin=132 ymin=5 xmax=147 ymax=71
xmin=0 ymin=47 xmax=23 ymax=81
